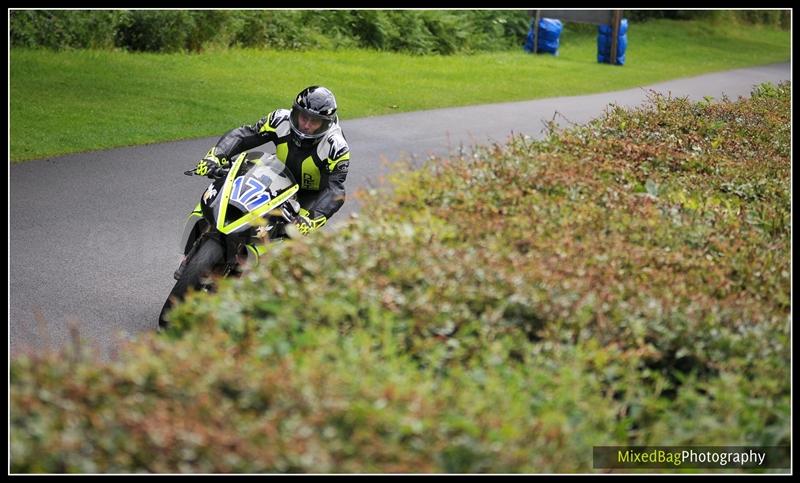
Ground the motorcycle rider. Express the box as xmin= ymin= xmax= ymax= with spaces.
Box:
xmin=195 ymin=86 xmax=351 ymax=236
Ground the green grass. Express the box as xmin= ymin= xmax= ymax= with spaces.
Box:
xmin=10 ymin=19 xmax=790 ymax=162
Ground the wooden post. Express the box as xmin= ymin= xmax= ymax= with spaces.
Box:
xmin=533 ymin=10 xmax=541 ymax=54
xmin=610 ymin=10 xmax=622 ymax=65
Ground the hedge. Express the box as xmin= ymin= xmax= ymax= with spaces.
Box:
xmin=11 ymin=81 xmax=790 ymax=473
xmin=10 ymin=10 xmax=789 ymax=54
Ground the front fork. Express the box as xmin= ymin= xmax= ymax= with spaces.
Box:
xmin=174 ymin=237 xmax=203 ymax=280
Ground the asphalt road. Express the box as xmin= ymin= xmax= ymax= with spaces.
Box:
xmin=9 ymin=63 xmax=790 ymax=359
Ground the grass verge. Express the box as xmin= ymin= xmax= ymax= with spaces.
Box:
xmin=10 ymin=19 xmax=790 ymax=162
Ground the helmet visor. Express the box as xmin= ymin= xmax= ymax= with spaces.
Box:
xmin=290 ymin=106 xmax=333 ymax=140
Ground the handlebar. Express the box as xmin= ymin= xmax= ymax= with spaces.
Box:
xmin=184 ymin=167 xmax=230 ymax=179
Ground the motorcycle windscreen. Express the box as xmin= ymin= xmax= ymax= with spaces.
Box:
xmin=217 ymin=154 xmax=299 ymax=234
xmin=228 ymin=156 xmax=297 ymax=214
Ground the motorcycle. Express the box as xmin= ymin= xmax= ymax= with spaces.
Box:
xmin=158 ymin=151 xmax=301 ymax=329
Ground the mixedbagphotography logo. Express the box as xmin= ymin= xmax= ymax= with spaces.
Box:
xmin=593 ymin=446 xmax=790 ymax=469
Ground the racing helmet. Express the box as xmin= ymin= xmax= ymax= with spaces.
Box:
xmin=289 ymin=86 xmax=338 ymax=146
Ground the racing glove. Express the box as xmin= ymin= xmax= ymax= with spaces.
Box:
xmin=195 ymin=149 xmax=228 ymax=178
xmin=294 ymin=209 xmax=327 ymax=236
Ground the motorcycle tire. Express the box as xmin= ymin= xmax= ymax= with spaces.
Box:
xmin=158 ymin=237 xmax=224 ymax=330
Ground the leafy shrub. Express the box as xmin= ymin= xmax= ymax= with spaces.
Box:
xmin=9 ymin=10 xmax=532 ymax=54
xmin=229 ymin=10 xmax=310 ymax=50
xmin=10 ymin=82 xmax=790 ymax=473
xmin=11 ymin=10 xmax=788 ymax=53
xmin=10 ymin=10 xmax=127 ymax=50
xmin=115 ymin=10 xmax=233 ymax=53
xmin=625 ymin=9 xmax=789 ymax=28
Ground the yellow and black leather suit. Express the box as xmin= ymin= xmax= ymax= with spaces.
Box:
xmin=207 ymin=108 xmax=351 ymax=229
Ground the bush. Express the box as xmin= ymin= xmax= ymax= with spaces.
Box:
xmin=9 ymin=10 xmax=533 ymax=54
xmin=624 ymin=9 xmax=790 ymax=29
xmin=10 ymin=10 xmax=127 ymax=50
xmin=229 ymin=10 xmax=310 ymax=50
xmin=115 ymin=10 xmax=233 ymax=53
xmin=10 ymin=82 xmax=791 ymax=473
xmin=11 ymin=10 xmax=790 ymax=53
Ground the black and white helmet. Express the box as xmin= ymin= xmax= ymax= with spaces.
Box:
xmin=289 ymin=86 xmax=338 ymax=146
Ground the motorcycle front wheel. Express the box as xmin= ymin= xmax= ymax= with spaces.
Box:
xmin=158 ymin=236 xmax=224 ymax=330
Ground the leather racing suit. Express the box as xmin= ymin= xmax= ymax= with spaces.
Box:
xmin=206 ymin=108 xmax=351 ymax=230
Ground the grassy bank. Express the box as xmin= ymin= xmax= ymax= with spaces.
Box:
xmin=10 ymin=19 xmax=790 ymax=162
xmin=10 ymin=81 xmax=791 ymax=473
